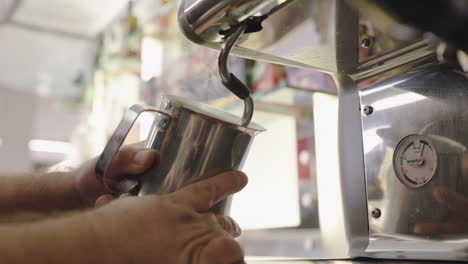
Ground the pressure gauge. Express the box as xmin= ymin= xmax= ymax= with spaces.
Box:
xmin=393 ymin=134 xmax=437 ymax=188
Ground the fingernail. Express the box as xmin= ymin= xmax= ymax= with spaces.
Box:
xmin=234 ymin=222 xmax=242 ymax=236
xmin=133 ymin=150 xmax=154 ymax=165
xmin=233 ymin=171 xmax=248 ymax=189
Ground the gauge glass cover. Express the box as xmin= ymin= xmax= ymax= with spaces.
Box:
xmin=393 ymin=134 xmax=437 ymax=188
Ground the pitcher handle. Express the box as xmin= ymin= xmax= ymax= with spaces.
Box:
xmin=95 ymin=104 xmax=171 ymax=195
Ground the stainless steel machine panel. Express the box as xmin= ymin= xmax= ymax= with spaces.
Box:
xmin=359 ymin=62 xmax=468 ymax=261
xmin=178 ymin=0 xmax=359 ymax=73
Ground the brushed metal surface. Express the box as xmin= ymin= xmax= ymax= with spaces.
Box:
xmin=96 ymin=95 xmax=265 ymax=215
xmin=178 ymin=0 xmax=359 ymax=73
xmin=138 ymin=95 xmax=264 ymax=215
xmin=359 ymin=62 xmax=468 ymax=260
xmin=314 ymin=74 xmax=368 ymax=258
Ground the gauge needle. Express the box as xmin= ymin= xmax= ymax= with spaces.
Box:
xmin=420 ymin=143 xmax=425 ymax=158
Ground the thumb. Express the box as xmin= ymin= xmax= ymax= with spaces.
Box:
xmin=167 ymin=171 xmax=248 ymax=212
xmin=199 ymin=237 xmax=245 ymax=264
xmin=94 ymin=194 xmax=115 ymax=207
xmin=104 ymin=147 xmax=160 ymax=184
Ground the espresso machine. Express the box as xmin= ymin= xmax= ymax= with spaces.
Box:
xmin=177 ymin=0 xmax=468 ymax=262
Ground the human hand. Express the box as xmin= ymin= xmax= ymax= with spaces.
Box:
xmin=72 ymin=145 xmax=159 ymax=207
xmin=89 ymin=170 xmax=248 ymax=264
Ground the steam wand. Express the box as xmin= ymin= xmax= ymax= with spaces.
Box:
xmin=218 ymin=22 xmax=254 ymax=127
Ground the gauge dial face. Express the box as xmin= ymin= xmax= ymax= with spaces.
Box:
xmin=393 ymin=135 xmax=437 ymax=188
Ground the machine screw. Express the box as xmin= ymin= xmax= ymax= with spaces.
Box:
xmin=361 ymin=38 xmax=371 ymax=49
xmin=371 ymin=208 xmax=382 ymax=218
xmin=363 ymin=105 xmax=373 ymax=116
xmin=159 ymin=118 xmax=169 ymax=129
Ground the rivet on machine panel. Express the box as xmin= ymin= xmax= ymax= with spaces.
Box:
xmin=363 ymin=105 xmax=374 ymax=116
xmin=371 ymin=208 xmax=381 ymax=218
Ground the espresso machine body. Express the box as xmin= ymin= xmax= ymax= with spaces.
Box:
xmin=178 ymin=0 xmax=468 ymax=261
xmin=360 ymin=63 xmax=468 ymax=261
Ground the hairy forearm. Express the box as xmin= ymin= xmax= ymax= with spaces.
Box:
xmin=0 ymin=171 xmax=85 ymax=213
xmin=0 ymin=211 xmax=112 ymax=263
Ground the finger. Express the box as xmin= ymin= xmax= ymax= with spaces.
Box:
xmin=168 ymin=171 xmax=248 ymax=212
xmin=202 ymin=214 xmax=242 ymax=237
xmin=199 ymin=236 xmax=244 ymax=264
xmin=94 ymin=194 xmax=115 ymax=208
xmin=105 ymin=147 xmax=160 ymax=184
xmin=215 ymin=215 xmax=241 ymax=237
xmin=433 ymin=186 xmax=468 ymax=219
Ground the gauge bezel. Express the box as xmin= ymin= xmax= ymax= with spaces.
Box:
xmin=392 ymin=134 xmax=438 ymax=189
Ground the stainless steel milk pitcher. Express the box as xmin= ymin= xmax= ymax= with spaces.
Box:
xmin=95 ymin=95 xmax=265 ymax=214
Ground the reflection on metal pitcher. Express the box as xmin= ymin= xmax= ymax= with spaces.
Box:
xmin=97 ymin=95 xmax=265 ymax=216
